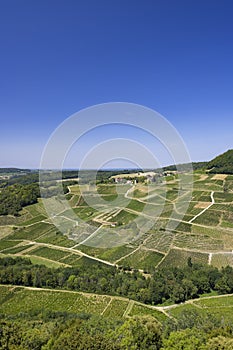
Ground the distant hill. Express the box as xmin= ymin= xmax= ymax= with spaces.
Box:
xmin=0 ymin=168 xmax=30 ymax=174
xmin=163 ymin=161 xmax=208 ymax=172
xmin=162 ymin=150 xmax=233 ymax=174
xmin=207 ymin=149 xmax=233 ymax=174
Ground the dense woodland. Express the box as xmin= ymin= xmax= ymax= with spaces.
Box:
xmin=207 ymin=149 xmax=233 ymax=174
xmin=0 ymin=257 xmax=233 ymax=349
xmin=1 ymin=312 xmax=233 ymax=350
xmin=0 ymin=257 xmax=232 ymax=305
xmin=0 ymin=184 xmax=40 ymax=216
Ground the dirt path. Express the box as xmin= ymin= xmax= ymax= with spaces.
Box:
xmin=159 ymin=292 xmax=233 ymax=312
xmin=123 ymin=300 xmax=134 ymax=317
xmin=114 ymin=246 xmax=141 ymax=264
xmin=101 ymin=298 xmax=113 ymax=315
xmin=189 ymin=191 xmax=215 ymax=224
xmin=14 ymin=240 xmax=116 ymax=267
xmin=208 ymin=252 xmax=213 ymax=265
xmin=124 ymin=186 xmax=135 ymax=198
xmin=1 ymin=283 xmax=233 ymax=320
xmin=71 ymin=225 xmax=103 ymax=247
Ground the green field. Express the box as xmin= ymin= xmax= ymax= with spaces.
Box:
xmin=0 ymin=172 xmax=233 ymax=271
xmin=0 ymin=284 xmax=233 ymax=327
xmin=167 ymin=295 xmax=233 ymax=325
xmin=0 ymin=285 xmax=167 ymax=323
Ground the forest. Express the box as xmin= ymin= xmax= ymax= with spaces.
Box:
xmin=0 ymin=286 xmax=233 ymax=349
xmin=207 ymin=149 xmax=233 ymax=174
xmin=0 ymin=257 xmax=232 ymax=305
xmin=0 ymin=257 xmax=233 ymax=349
xmin=0 ymin=183 xmax=40 ymax=216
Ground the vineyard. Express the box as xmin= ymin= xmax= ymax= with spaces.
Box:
xmin=0 ymin=172 xmax=233 ymax=271
xmin=0 ymin=285 xmax=168 ymax=322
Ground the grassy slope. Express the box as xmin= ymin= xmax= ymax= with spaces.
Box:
xmin=0 ymin=173 xmax=233 ymax=270
xmin=0 ymin=284 xmax=166 ymax=322
xmin=1 ymin=284 xmax=233 ymax=325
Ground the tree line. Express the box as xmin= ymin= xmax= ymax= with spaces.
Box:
xmin=0 ymin=256 xmax=233 ymax=305
xmin=0 ymin=181 xmax=74 ymax=216
xmin=0 ymin=183 xmax=40 ymax=216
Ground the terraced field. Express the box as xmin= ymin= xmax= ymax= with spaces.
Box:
xmin=166 ymin=294 xmax=233 ymax=325
xmin=0 ymin=172 xmax=233 ymax=271
xmin=1 ymin=284 xmax=233 ymax=326
xmin=0 ymin=285 xmax=167 ymax=322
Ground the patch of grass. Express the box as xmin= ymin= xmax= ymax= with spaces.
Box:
xmin=26 ymin=201 xmax=47 ymax=216
xmin=98 ymin=245 xmax=136 ymax=263
xmin=221 ymin=211 xmax=233 ymax=228
xmin=10 ymin=222 xmax=54 ymax=240
xmin=73 ymin=207 xmax=98 ymax=221
xmin=193 ymin=296 xmax=233 ymax=324
xmin=173 ymin=233 xmax=224 ymax=251
xmin=211 ymin=253 xmax=233 ymax=268
xmin=120 ymin=248 xmax=164 ymax=272
xmin=58 ymin=254 xmax=82 ymax=266
xmin=97 ymin=184 xmax=117 ymax=195
xmin=175 ymin=222 xmax=192 ymax=233
xmin=35 ymin=230 xmax=74 ymax=247
xmin=133 ymin=189 xmax=148 ymax=198
xmin=69 ymin=185 xmax=81 ymax=194
xmin=0 ymin=240 xmax=21 ymax=251
xmin=214 ymin=192 xmax=233 ymax=203
xmin=167 ymin=303 xmax=203 ymax=319
xmin=0 ymin=213 xmax=31 ymax=226
xmin=18 ymin=214 xmax=47 ymax=226
xmin=28 ymin=255 xmax=68 ymax=268
xmin=111 ymin=210 xmax=138 ymax=226
xmin=69 ymin=194 xmax=80 ymax=206
xmin=144 ymin=231 xmax=174 ymax=253
xmin=126 ymin=199 xmax=145 ymax=212
xmin=103 ymin=299 xmax=129 ymax=318
xmin=100 ymin=194 xmax=118 ymax=201
xmin=193 ymin=210 xmax=221 ymax=226
xmin=3 ymin=244 xmax=34 ymax=255
xmin=191 ymin=225 xmax=224 ymax=239
xmin=129 ymin=304 xmax=168 ymax=323
xmin=28 ymin=247 xmax=71 ymax=261
xmin=159 ymin=249 xmax=209 ymax=269
xmin=0 ymin=226 xmax=13 ymax=239
xmin=0 ymin=287 xmax=111 ymax=316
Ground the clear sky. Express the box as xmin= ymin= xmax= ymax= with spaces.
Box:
xmin=0 ymin=0 xmax=233 ymax=168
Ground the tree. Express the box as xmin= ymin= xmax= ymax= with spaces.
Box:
xmin=162 ymin=328 xmax=205 ymax=350
xmin=215 ymin=276 xmax=231 ymax=294
xmin=111 ymin=316 xmax=162 ymax=349
xmin=203 ymin=335 xmax=233 ymax=350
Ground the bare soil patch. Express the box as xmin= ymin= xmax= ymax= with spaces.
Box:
xmin=195 ymin=202 xmax=212 ymax=209
xmin=211 ymin=174 xmax=227 ymax=180
xmin=197 ymin=175 xmax=208 ymax=181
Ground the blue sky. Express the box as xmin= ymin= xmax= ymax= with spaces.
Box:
xmin=0 ymin=0 xmax=233 ymax=168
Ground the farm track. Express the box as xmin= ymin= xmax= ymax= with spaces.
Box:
xmin=12 ymin=240 xmax=116 ymax=267
xmin=123 ymin=300 xmax=134 ymax=317
xmin=1 ymin=284 xmax=233 ymax=320
xmin=189 ymin=191 xmax=215 ymax=223
xmin=160 ymin=292 xmax=233 ymax=311
xmin=71 ymin=225 xmax=103 ymax=248
xmin=2 ymin=175 xmax=233 ymax=271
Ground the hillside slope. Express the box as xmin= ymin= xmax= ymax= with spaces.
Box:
xmin=207 ymin=149 xmax=233 ymax=174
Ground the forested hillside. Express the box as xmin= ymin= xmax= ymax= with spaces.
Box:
xmin=0 ymin=183 xmax=40 ymax=215
xmin=207 ymin=149 xmax=233 ymax=174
